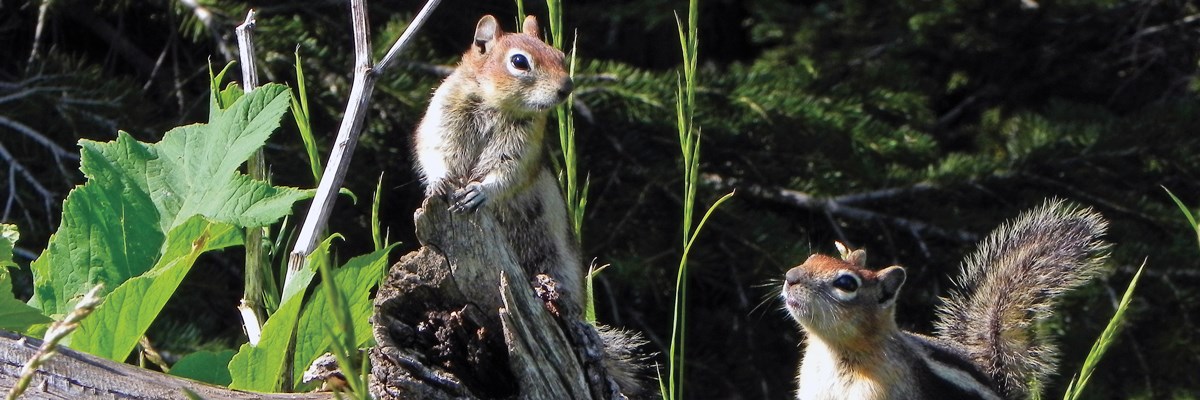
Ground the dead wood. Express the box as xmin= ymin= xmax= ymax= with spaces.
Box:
xmin=369 ymin=197 xmax=627 ymax=400
xmin=0 ymin=330 xmax=331 ymax=400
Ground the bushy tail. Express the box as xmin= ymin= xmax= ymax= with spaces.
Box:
xmin=934 ymin=199 xmax=1110 ymax=399
xmin=596 ymin=324 xmax=651 ymax=398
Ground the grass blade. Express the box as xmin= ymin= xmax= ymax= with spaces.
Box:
xmin=1062 ymin=261 xmax=1144 ymax=400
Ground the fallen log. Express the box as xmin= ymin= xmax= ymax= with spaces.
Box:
xmin=0 ymin=330 xmax=331 ymax=399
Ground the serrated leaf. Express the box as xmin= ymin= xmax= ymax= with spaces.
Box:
xmin=171 ymin=349 xmax=236 ymax=386
xmin=28 ymin=136 xmax=165 ymax=314
xmin=68 ymin=216 xmax=240 ymax=361
xmin=293 ymin=244 xmax=396 ymax=385
xmin=227 ymin=235 xmax=332 ymax=392
xmin=29 ymin=83 xmax=309 ymax=316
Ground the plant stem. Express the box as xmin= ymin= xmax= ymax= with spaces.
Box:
xmin=235 ymin=9 xmax=267 ymax=345
xmin=666 ymin=0 xmax=705 ymax=398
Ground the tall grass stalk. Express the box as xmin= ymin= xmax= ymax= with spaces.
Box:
xmin=544 ymin=0 xmax=588 ymax=242
xmin=526 ymin=0 xmax=597 ymax=319
xmin=1060 ymin=186 xmax=1194 ymax=399
xmin=1061 ymin=262 xmax=1143 ymax=400
xmin=292 ymin=52 xmax=322 ymax=184
xmin=664 ymin=0 xmax=734 ymax=398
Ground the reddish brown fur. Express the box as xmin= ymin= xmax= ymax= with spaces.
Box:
xmin=461 ymin=34 xmax=566 ymax=74
xmin=458 ymin=17 xmax=568 ymax=112
xmin=786 ymin=254 xmax=900 ymax=357
xmin=800 ymin=254 xmax=849 ymax=275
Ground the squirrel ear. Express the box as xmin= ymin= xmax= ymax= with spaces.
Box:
xmin=523 ymin=15 xmax=539 ymax=37
xmin=474 ymin=15 xmax=500 ymax=54
xmin=877 ymin=266 xmax=906 ymax=305
xmin=846 ymin=249 xmax=868 ymax=268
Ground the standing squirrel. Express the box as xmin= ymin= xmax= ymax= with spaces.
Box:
xmin=412 ymin=15 xmax=648 ymax=395
xmin=781 ymin=200 xmax=1110 ymax=400
xmin=413 ymin=15 xmax=582 ymax=312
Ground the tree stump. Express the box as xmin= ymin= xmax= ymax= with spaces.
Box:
xmin=369 ymin=197 xmax=627 ymax=399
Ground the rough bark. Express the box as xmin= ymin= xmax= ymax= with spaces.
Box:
xmin=0 ymin=330 xmax=331 ymax=400
xmin=369 ymin=197 xmax=626 ymax=399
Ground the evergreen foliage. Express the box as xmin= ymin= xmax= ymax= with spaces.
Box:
xmin=2 ymin=0 xmax=1198 ymax=397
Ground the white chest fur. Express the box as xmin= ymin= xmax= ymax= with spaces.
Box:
xmin=795 ymin=337 xmax=888 ymax=400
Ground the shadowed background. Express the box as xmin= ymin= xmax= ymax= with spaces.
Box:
xmin=2 ymin=0 xmax=1198 ymax=398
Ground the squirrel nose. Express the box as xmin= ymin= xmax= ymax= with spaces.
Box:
xmin=785 ymin=267 xmax=804 ymax=286
xmin=557 ymin=77 xmax=574 ymax=99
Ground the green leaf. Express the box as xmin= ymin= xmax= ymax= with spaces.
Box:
xmin=371 ymin=174 xmax=385 ymax=251
xmin=0 ymin=297 xmax=53 ymax=333
xmin=28 ymin=136 xmax=165 ymax=315
xmin=0 ymin=225 xmax=53 ymax=333
xmin=227 ymin=235 xmax=332 ymax=392
xmin=583 ymin=263 xmax=610 ymax=323
xmin=1 ymin=270 xmax=53 ymax=333
xmin=2 ymin=224 xmax=18 ymax=295
xmin=29 ymin=83 xmax=309 ymax=317
xmin=68 ymin=216 xmax=241 ymax=361
xmin=171 ymin=349 xmax=237 ymax=386
xmin=291 ymin=51 xmax=322 ymax=183
xmin=1164 ymin=187 xmax=1198 ymax=229
xmin=1164 ymin=187 xmax=1200 ymax=249
xmin=0 ymin=224 xmax=16 ymax=269
xmin=209 ymin=61 xmax=239 ymax=116
xmin=293 ymin=244 xmax=396 ymax=385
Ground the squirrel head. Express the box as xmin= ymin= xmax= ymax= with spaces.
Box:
xmin=782 ymin=251 xmax=906 ymax=347
xmin=460 ymin=15 xmax=573 ymax=114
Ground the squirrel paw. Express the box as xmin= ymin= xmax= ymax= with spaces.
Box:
xmin=449 ymin=182 xmax=486 ymax=213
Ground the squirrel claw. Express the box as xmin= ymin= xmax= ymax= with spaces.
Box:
xmin=449 ymin=183 xmax=486 ymax=213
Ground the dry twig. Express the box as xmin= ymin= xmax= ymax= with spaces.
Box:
xmin=701 ymin=173 xmax=978 ymax=244
xmin=287 ymin=0 xmax=442 ymax=280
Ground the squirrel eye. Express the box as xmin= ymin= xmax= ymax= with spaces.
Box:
xmin=832 ymin=274 xmax=859 ymax=292
xmin=510 ymin=54 xmax=531 ymax=71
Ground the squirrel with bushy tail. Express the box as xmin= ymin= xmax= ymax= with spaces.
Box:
xmin=782 ymin=199 xmax=1111 ymax=400
xmin=411 ymin=14 xmax=645 ymax=395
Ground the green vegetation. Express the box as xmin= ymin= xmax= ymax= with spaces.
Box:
xmin=1 ymin=65 xmax=389 ymax=397
xmin=1063 ymin=262 xmax=1143 ymax=400
xmin=663 ymin=0 xmax=735 ymax=398
xmin=1167 ymin=188 xmax=1200 ymax=249
xmin=3 ymin=0 xmax=1198 ymax=398
xmin=0 ymin=225 xmax=51 ymax=332
xmin=527 ymin=0 xmax=598 ymax=320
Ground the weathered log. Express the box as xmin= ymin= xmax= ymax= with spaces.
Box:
xmin=369 ymin=197 xmax=627 ymax=399
xmin=0 ymin=330 xmax=331 ymax=399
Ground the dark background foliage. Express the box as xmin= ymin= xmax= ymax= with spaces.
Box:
xmin=3 ymin=0 xmax=1198 ymax=398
